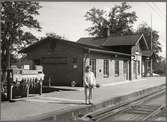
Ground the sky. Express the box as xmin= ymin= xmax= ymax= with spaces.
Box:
xmin=31 ymin=2 xmax=166 ymax=58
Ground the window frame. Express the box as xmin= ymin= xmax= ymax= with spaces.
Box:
xmin=89 ymin=58 xmax=96 ymax=77
xmin=103 ymin=59 xmax=109 ymax=78
xmin=115 ymin=60 xmax=119 ymax=77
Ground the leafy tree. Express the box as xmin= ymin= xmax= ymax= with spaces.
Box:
xmin=12 ymin=32 xmax=39 ymax=59
xmin=1 ymin=1 xmax=41 ymax=83
xmin=153 ymin=56 xmax=166 ymax=75
xmin=85 ymin=8 xmax=108 ymax=37
xmin=85 ymin=2 xmax=137 ymax=37
xmin=46 ymin=32 xmax=65 ymax=39
xmin=136 ymin=23 xmax=162 ymax=62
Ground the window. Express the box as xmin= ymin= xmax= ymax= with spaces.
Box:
xmin=103 ymin=59 xmax=109 ymax=77
xmin=115 ymin=60 xmax=119 ymax=76
xmin=89 ymin=58 xmax=96 ymax=77
xmin=138 ymin=61 xmax=140 ymax=74
xmin=123 ymin=61 xmax=127 ymax=74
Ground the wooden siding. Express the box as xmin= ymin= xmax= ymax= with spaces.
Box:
xmin=26 ymin=40 xmax=84 ymax=86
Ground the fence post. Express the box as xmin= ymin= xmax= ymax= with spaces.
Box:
xmin=7 ymin=69 xmax=13 ymax=101
xmin=26 ymin=79 xmax=29 ymax=97
xmin=39 ymin=79 xmax=42 ymax=95
xmin=10 ymin=85 xmax=13 ymax=101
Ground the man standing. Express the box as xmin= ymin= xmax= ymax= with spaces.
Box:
xmin=83 ymin=65 xmax=96 ymax=105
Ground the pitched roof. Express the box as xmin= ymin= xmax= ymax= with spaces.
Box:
xmin=77 ymin=34 xmax=148 ymax=49
xmin=19 ymin=37 xmax=132 ymax=57
xmin=102 ymin=34 xmax=141 ymax=46
xmin=19 ymin=37 xmax=104 ymax=53
xmin=20 ymin=34 xmax=148 ymax=57
xmin=77 ymin=37 xmax=105 ymax=47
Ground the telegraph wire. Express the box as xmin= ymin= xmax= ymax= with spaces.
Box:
xmin=147 ymin=2 xmax=165 ymax=21
xmin=146 ymin=2 xmax=165 ymax=22
xmin=151 ymin=2 xmax=165 ymax=17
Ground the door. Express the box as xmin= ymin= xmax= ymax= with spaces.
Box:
xmin=41 ymin=57 xmax=69 ymax=86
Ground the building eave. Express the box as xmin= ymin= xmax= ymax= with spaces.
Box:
xmin=88 ymin=48 xmax=131 ymax=57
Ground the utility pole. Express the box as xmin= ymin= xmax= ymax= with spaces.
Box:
xmin=150 ymin=14 xmax=153 ymax=76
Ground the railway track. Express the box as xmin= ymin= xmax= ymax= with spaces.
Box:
xmin=80 ymin=87 xmax=166 ymax=121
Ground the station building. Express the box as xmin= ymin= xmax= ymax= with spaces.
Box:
xmin=20 ymin=34 xmax=153 ymax=86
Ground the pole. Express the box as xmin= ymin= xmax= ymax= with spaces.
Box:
xmin=7 ymin=69 xmax=13 ymax=101
xmin=150 ymin=14 xmax=153 ymax=76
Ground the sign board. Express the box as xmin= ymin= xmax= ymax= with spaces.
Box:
xmin=42 ymin=57 xmax=67 ymax=64
xmin=23 ymin=65 xmax=30 ymax=70
xmin=73 ymin=65 xmax=78 ymax=69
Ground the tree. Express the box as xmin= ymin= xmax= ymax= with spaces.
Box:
xmin=136 ymin=23 xmax=162 ymax=62
xmin=12 ymin=32 xmax=39 ymax=59
xmin=153 ymin=56 xmax=166 ymax=76
xmin=1 ymin=1 xmax=41 ymax=83
xmin=46 ymin=32 xmax=65 ymax=39
xmin=85 ymin=8 xmax=108 ymax=37
xmin=85 ymin=2 xmax=137 ymax=37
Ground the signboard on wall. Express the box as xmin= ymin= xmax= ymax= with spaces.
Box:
xmin=42 ymin=57 xmax=67 ymax=64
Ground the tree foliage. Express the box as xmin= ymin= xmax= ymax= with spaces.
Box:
xmin=1 ymin=1 xmax=41 ymax=82
xmin=85 ymin=2 xmax=137 ymax=37
xmin=153 ymin=57 xmax=166 ymax=75
xmin=46 ymin=32 xmax=65 ymax=40
xmin=12 ymin=32 xmax=39 ymax=59
xmin=85 ymin=2 xmax=163 ymax=66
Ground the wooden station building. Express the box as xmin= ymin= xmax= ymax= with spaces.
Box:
xmin=20 ymin=34 xmax=153 ymax=86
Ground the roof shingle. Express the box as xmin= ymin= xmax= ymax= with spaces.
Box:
xmin=102 ymin=34 xmax=141 ymax=46
xmin=77 ymin=37 xmax=105 ymax=47
xmin=77 ymin=34 xmax=142 ymax=47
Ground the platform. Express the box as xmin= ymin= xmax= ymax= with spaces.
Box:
xmin=1 ymin=77 xmax=166 ymax=121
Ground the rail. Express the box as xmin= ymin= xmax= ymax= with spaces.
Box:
xmin=83 ymin=86 xmax=165 ymax=121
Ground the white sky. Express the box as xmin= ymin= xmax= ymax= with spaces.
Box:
xmin=31 ymin=2 xmax=166 ymax=57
